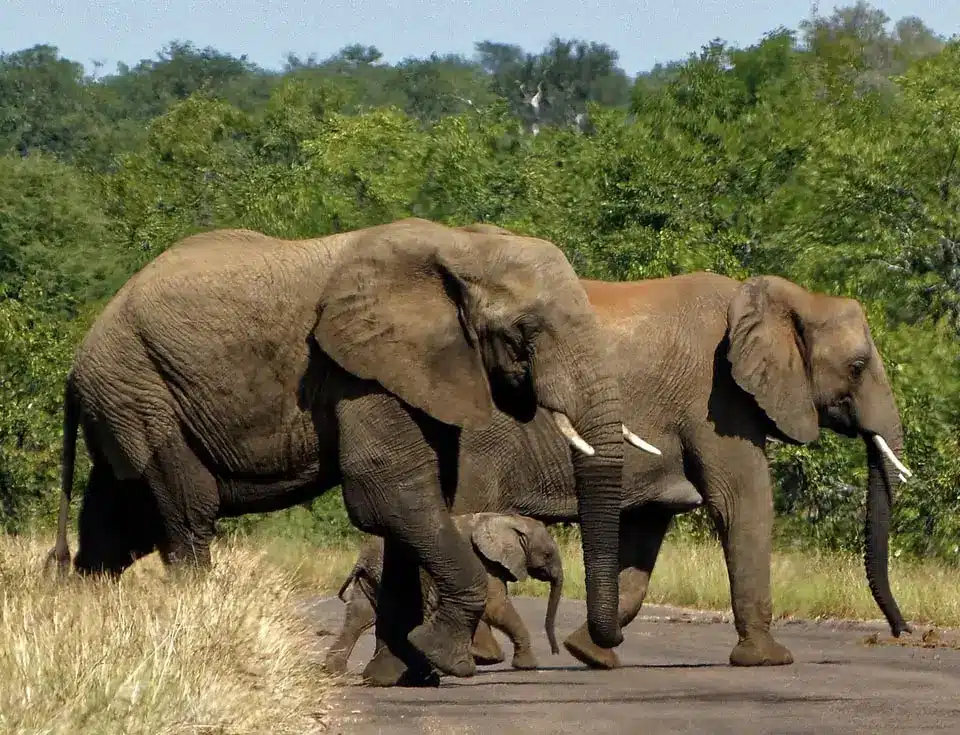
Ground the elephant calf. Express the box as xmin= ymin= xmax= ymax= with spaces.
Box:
xmin=325 ymin=513 xmax=563 ymax=675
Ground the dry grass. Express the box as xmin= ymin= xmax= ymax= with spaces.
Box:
xmin=0 ymin=535 xmax=334 ymax=735
xmin=252 ymin=537 xmax=360 ymax=597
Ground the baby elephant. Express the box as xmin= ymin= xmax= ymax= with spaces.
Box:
xmin=324 ymin=512 xmax=564 ymax=675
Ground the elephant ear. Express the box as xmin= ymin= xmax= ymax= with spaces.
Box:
xmin=471 ymin=514 xmax=529 ymax=583
xmin=312 ymin=220 xmax=494 ymax=430
xmin=727 ymin=276 xmax=819 ymax=444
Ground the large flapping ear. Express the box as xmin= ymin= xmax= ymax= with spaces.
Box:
xmin=727 ymin=276 xmax=819 ymax=444
xmin=471 ymin=514 xmax=529 ymax=583
xmin=312 ymin=220 xmax=495 ymax=430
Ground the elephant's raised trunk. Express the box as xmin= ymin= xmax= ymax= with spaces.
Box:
xmin=545 ymin=560 xmax=564 ymax=655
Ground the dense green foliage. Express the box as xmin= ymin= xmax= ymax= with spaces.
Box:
xmin=2 ymin=4 xmax=959 ymax=557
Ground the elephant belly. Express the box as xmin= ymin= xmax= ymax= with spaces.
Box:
xmin=621 ymin=431 xmax=694 ymax=510
xmin=212 ymin=416 xmax=341 ymax=516
xmin=216 ymin=469 xmax=338 ymax=516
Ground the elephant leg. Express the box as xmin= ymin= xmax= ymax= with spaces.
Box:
xmin=324 ymin=583 xmax=376 ymax=675
xmin=701 ymin=446 xmax=793 ymax=667
xmin=564 ymin=507 xmax=673 ymax=669
xmin=471 ymin=619 xmax=506 ymax=665
xmin=74 ymin=463 xmax=160 ymax=578
xmin=338 ymin=395 xmax=487 ymax=684
xmin=362 ymin=538 xmax=438 ymax=687
xmin=140 ymin=432 xmax=219 ymax=572
xmin=481 ymin=575 xmax=537 ymax=670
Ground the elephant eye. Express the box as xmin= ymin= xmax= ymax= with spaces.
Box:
xmin=850 ymin=359 xmax=866 ymax=377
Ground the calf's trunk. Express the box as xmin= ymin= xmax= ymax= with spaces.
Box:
xmin=545 ymin=562 xmax=564 ymax=655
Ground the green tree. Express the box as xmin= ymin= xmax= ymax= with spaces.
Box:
xmin=0 ymin=153 xmax=127 ymax=310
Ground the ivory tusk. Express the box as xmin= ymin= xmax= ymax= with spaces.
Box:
xmin=872 ymin=435 xmax=913 ymax=479
xmin=552 ymin=412 xmax=595 ymax=457
xmin=898 ymin=473 xmax=908 ymax=484
xmin=622 ymin=424 xmax=662 ymax=456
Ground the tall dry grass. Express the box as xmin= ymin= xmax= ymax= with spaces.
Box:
xmin=0 ymin=535 xmax=334 ymax=735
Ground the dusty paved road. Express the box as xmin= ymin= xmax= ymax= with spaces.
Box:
xmin=302 ymin=596 xmax=960 ymax=734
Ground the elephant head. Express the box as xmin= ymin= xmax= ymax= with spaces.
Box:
xmin=469 ymin=513 xmax=564 ymax=655
xmin=310 ymin=218 xmax=624 ymax=648
xmin=727 ymin=275 xmax=912 ymax=636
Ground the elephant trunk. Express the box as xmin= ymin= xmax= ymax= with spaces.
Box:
xmin=857 ymin=362 xmax=911 ymax=637
xmin=544 ymin=559 xmax=564 ymax=655
xmin=568 ymin=372 xmax=624 ymax=650
xmin=531 ymin=320 xmax=623 ymax=651
xmin=863 ymin=432 xmax=911 ymax=637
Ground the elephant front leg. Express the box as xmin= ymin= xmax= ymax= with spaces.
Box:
xmin=564 ymin=508 xmax=672 ymax=669
xmin=482 ymin=576 xmax=538 ymax=670
xmin=711 ymin=476 xmax=793 ymax=667
xmin=338 ymin=394 xmax=487 ymax=684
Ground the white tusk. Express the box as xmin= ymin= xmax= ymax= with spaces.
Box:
xmin=622 ymin=424 xmax=662 ymax=456
xmin=552 ymin=412 xmax=595 ymax=457
xmin=898 ymin=473 xmax=908 ymax=483
xmin=872 ymin=435 xmax=913 ymax=479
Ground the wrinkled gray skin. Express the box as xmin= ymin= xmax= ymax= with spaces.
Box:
xmin=43 ymin=218 xmax=627 ymax=687
xmin=324 ymin=513 xmax=564 ymax=675
xmin=417 ymin=269 xmax=911 ymax=672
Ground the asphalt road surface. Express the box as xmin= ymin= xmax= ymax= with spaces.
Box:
xmin=303 ymin=596 xmax=960 ymax=734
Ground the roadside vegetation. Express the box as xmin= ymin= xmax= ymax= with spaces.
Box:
xmin=0 ymin=535 xmax=332 ymax=735
xmin=2 ymin=3 xmax=960 ymax=726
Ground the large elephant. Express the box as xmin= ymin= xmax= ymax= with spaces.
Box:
xmin=407 ymin=269 xmax=911 ymax=671
xmin=44 ymin=217 xmax=633 ymax=686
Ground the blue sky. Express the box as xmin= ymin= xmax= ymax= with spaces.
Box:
xmin=2 ymin=1 xmax=957 ymax=76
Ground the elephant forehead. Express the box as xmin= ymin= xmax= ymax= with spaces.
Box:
xmin=813 ymin=321 xmax=871 ymax=361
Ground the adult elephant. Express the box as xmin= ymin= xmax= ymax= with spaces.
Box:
xmin=44 ymin=217 xmax=632 ymax=686
xmin=432 ymin=269 xmax=912 ymax=671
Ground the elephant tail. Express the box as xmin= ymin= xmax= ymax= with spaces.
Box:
xmin=44 ymin=371 xmax=79 ymax=579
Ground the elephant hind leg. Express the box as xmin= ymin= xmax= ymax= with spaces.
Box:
xmin=140 ymin=430 xmax=220 ymax=571
xmin=324 ymin=584 xmax=376 ymax=675
xmin=564 ymin=507 xmax=673 ymax=669
xmin=471 ymin=619 xmax=505 ymax=665
xmin=74 ymin=462 xmax=162 ymax=578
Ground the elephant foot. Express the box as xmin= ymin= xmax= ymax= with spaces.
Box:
xmin=472 ymin=649 xmax=505 ymax=666
xmin=322 ymin=653 xmax=349 ymax=676
xmin=562 ymin=624 xmax=622 ymax=670
xmin=408 ymin=617 xmax=477 ymax=678
xmin=361 ymin=645 xmax=437 ymax=687
xmin=510 ymin=649 xmax=539 ymax=670
xmin=471 ymin=622 xmax=506 ymax=666
xmin=729 ymin=633 xmax=794 ymax=667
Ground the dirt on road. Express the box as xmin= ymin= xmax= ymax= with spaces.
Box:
xmin=302 ymin=596 xmax=960 ymax=734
